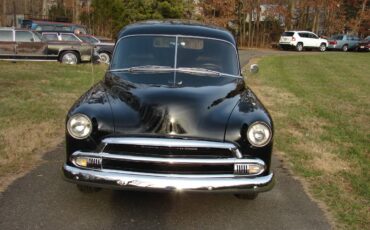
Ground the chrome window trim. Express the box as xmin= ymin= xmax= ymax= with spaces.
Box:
xmin=110 ymin=34 xmax=241 ymax=78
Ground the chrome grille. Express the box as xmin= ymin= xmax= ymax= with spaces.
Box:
xmin=72 ymin=137 xmax=265 ymax=176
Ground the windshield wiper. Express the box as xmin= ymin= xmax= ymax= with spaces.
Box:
xmin=128 ymin=65 xmax=173 ymax=72
xmin=110 ymin=65 xmax=173 ymax=73
xmin=177 ymin=67 xmax=222 ymax=77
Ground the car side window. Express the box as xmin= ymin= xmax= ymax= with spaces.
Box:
xmin=43 ymin=33 xmax=59 ymax=41
xmin=309 ymin=33 xmax=318 ymax=39
xmin=61 ymin=34 xmax=79 ymax=42
xmin=298 ymin=33 xmax=306 ymax=38
xmin=15 ymin=31 xmax=34 ymax=42
xmin=0 ymin=31 xmax=13 ymax=41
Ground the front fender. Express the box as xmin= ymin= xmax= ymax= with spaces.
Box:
xmin=224 ymin=87 xmax=274 ymax=173
xmin=66 ymin=82 xmax=114 ymax=161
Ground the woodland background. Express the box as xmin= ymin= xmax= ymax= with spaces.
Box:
xmin=1 ymin=0 xmax=369 ymax=47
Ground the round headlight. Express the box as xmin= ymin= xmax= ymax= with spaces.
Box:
xmin=247 ymin=122 xmax=272 ymax=147
xmin=67 ymin=114 xmax=92 ymax=139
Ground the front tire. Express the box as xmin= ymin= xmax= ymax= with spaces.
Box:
xmin=320 ymin=43 xmax=326 ymax=52
xmin=98 ymin=52 xmax=111 ymax=64
xmin=296 ymin=43 xmax=303 ymax=52
xmin=76 ymin=185 xmax=101 ymax=193
xmin=234 ymin=193 xmax=258 ymax=200
xmin=60 ymin=51 xmax=80 ymax=65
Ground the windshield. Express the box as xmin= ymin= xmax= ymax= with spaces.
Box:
xmin=111 ymin=35 xmax=239 ymax=76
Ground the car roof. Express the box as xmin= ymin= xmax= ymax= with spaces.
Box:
xmin=285 ymin=31 xmax=315 ymax=33
xmin=39 ymin=31 xmax=75 ymax=34
xmin=24 ymin=20 xmax=84 ymax=27
xmin=0 ymin=27 xmax=32 ymax=32
xmin=118 ymin=20 xmax=236 ymax=45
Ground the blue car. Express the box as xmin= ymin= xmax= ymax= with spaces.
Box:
xmin=327 ymin=34 xmax=360 ymax=51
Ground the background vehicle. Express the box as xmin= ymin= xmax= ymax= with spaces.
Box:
xmin=77 ymin=34 xmax=115 ymax=64
xmin=327 ymin=34 xmax=360 ymax=51
xmin=63 ymin=20 xmax=275 ymax=200
xmin=0 ymin=28 xmax=93 ymax=64
xmin=41 ymin=31 xmax=83 ymax=42
xmin=357 ymin=36 xmax=370 ymax=51
xmin=21 ymin=19 xmax=88 ymax=34
xmin=40 ymin=31 xmax=100 ymax=62
xmin=279 ymin=31 xmax=328 ymax=52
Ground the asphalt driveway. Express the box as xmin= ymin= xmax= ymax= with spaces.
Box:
xmin=0 ymin=49 xmax=332 ymax=230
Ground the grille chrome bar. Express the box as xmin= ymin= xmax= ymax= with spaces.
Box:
xmin=72 ymin=151 xmax=265 ymax=166
xmin=102 ymin=137 xmax=243 ymax=158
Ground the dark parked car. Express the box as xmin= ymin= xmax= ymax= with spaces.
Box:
xmin=357 ymin=36 xmax=370 ymax=51
xmin=63 ymin=20 xmax=275 ymax=199
xmin=0 ymin=28 xmax=94 ymax=64
xmin=76 ymin=34 xmax=115 ymax=64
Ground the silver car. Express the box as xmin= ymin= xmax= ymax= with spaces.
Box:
xmin=327 ymin=34 xmax=360 ymax=51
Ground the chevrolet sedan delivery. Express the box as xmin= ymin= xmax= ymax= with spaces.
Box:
xmin=63 ymin=20 xmax=275 ymax=199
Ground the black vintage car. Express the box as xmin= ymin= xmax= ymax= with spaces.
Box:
xmin=63 ymin=20 xmax=274 ymax=199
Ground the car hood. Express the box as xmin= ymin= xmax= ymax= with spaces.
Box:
xmin=104 ymin=71 xmax=245 ymax=141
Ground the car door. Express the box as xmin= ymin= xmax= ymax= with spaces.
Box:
xmin=298 ymin=32 xmax=309 ymax=46
xmin=15 ymin=31 xmax=47 ymax=58
xmin=350 ymin=36 xmax=360 ymax=49
xmin=308 ymin=33 xmax=320 ymax=47
xmin=0 ymin=30 xmax=16 ymax=58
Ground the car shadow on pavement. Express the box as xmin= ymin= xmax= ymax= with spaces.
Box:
xmin=0 ymin=144 xmax=332 ymax=230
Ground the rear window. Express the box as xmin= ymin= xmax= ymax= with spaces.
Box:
xmin=0 ymin=31 xmax=13 ymax=41
xmin=282 ymin=32 xmax=294 ymax=37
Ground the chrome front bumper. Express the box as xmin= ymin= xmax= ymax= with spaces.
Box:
xmin=62 ymin=164 xmax=274 ymax=193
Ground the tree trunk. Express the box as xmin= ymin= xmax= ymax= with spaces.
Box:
xmin=354 ymin=0 xmax=368 ymax=33
xmin=248 ymin=8 xmax=252 ymax=47
xmin=256 ymin=0 xmax=260 ymax=47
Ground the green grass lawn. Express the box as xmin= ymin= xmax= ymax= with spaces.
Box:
xmin=0 ymin=53 xmax=368 ymax=229
xmin=0 ymin=61 xmax=105 ymax=188
xmin=247 ymin=53 xmax=369 ymax=229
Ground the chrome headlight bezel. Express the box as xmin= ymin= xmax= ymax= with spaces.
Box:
xmin=247 ymin=122 xmax=272 ymax=147
xmin=67 ymin=114 xmax=92 ymax=139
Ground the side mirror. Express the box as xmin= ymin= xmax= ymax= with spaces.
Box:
xmin=250 ymin=64 xmax=259 ymax=74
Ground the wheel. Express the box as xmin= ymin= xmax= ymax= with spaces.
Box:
xmin=296 ymin=43 xmax=303 ymax=52
xmin=60 ymin=51 xmax=79 ymax=65
xmin=342 ymin=44 xmax=348 ymax=52
xmin=76 ymin=184 xmax=101 ymax=193
xmin=98 ymin=52 xmax=111 ymax=64
xmin=319 ymin=43 xmax=326 ymax=52
xmin=234 ymin=193 xmax=258 ymax=200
